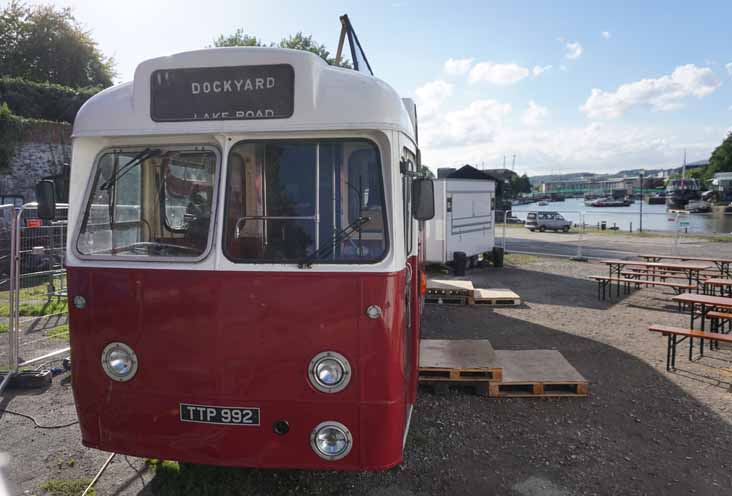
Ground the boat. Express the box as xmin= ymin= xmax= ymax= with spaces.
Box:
xmin=686 ymin=200 xmax=711 ymax=213
xmin=666 ymin=153 xmax=702 ymax=209
xmin=537 ymin=201 xmax=549 ymax=206
xmin=666 ymin=178 xmax=701 ymax=209
xmin=648 ymin=192 xmax=666 ymax=205
xmin=588 ymin=197 xmax=632 ymax=207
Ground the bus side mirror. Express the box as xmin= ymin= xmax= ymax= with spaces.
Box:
xmin=36 ymin=180 xmax=56 ymax=220
xmin=412 ymin=178 xmax=435 ymax=221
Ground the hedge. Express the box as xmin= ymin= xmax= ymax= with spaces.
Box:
xmin=0 ymin=103 xmax=63 ymax=172
xmin=0 ymin=77 xmax=101 ymax=124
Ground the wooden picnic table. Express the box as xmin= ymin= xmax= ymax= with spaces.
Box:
xmin=601 ymin=259 xmax=711 ymax=296
xmin=671 ymin=293 xmax=732 ymax=359
xmin=640 ymin=254 xmax=732 ymax=277
xmin=703 ymin=278 xmax=732 ymax=297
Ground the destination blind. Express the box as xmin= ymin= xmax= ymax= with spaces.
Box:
xmin=150 ymin=64 xmax=295 ymax=122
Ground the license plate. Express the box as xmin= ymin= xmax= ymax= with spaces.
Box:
xmin=180 ymin=403 xmax=260 ymax=426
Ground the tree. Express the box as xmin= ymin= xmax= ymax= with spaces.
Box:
xmin=0 ymin=2 xmax=115 ymax=88
xmin=705 ymin=132 xmax=732 ymax=182
xmin=278 ymin=32 xmax=351 ymax=68
xmin=212 ymin=29 xmax=264 ymax=48
xmin=419 ymin=165 xmax=435 ymax=178
xmin=510 ymin=173 xmax=532 ymax=196
xmin=211 ymin=29 xmax=351 ymax=68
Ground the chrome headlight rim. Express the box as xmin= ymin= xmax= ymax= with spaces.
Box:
xmin=308 ymin=351 xmax=351 ymax=393
xmin=310 ymin=421 xmax=353 ymax=461
xmin=101 ymin=342 xmax=138 ymax=382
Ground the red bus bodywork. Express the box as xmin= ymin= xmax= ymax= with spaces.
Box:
xmin=69 ymin=257 xmax=422 ymax=470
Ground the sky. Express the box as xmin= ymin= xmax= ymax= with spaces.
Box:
xmin=23 ymin=0 xmax=732 ymax=176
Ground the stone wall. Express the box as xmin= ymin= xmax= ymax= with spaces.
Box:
xmin=0 ymin=122 xmax=71 ymax=203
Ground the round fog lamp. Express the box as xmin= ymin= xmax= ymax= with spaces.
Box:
xmin=310 ymin=421 xmax=352 ymax=460
xmin=101 ymin=342 xmax=138 ymax=382
xmin=308 ymin=351 xmax=351 ymax=393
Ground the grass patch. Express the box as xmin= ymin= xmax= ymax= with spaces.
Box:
xmin=18 ymin=298 xmax=67 ymax=316
xmin=0 ymin=322 xmax=6 ymax=333
xmin=47 ymin=324 xmax=69 ymax=341
xmin=505 ymin=253 xmax=540 ymax=265
xmin=39 ymin=479 xmax=94 ymax=496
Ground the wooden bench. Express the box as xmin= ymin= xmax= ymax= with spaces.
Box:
xmin=590 ymin=276 xmax=695 ymax=300
xmin=649 ymin=325 xmax=732 ymax=370
xmin=707 ymin=310 xmax=732 ymax=338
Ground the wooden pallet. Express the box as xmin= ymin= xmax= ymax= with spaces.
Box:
xmin=424 ymin=295 xmax=469 ymax=305
xmin=471 ymin=288 xmax=521 ymax=306
xmin=488 ymin=350 xmax=588 ymax=398
xmin=426 ymin=279 xmax=475 ymax=297
xmin=418 ymin=339 xmax=503 ymax=382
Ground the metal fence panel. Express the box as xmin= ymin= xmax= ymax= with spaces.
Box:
xmin=0 ymin=205 xmax=16 ymax=390
xmin=13 ymin=203 xmax=69 ymax=370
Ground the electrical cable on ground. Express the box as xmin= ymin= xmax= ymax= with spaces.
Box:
xmin=0 ymin=408 xmax=79 ymax=429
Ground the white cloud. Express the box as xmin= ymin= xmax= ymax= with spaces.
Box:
xmin=414 ymin=80 xmax=453 ymax=117
xmin=420 ymin=99 xmax=512 ymax=148
xmin=468 ymin=62 xmax=530 ymax=85
xmin=522 ymin=101 xmax=549 ymax=126
xmin=564 ymin=41 xmax=583 ymax=59
xmin=726 ymin=62 xmax=732 ymax=76
xmin=421 ymin=121 xmax=720 ymax=176
xmin=602 ymin=31 xmax=611 ymax=39
xmin=532 ymin=65 xmax=552 ymax=77
xmin=580 ymin=64 xmax=721 ymax=119
xmin=444 ymin=58 xmax=474 ymax=76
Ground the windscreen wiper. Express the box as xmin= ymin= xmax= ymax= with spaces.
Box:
xmin=100 ymin=148 xmax=162 ymax=191
xmin=298 ymin=216 xmax=370 ymax=269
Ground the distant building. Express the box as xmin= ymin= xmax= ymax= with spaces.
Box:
xmin=712 ymin=172 xmax=732 ymax=202
xmin=540 ymin=176 xmax=641 ymax=196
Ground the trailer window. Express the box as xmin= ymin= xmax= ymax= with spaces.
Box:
xmin=224 ymin=140 xmax=387 ymax=263
xmin=76 ymin=147 xmax=218 ymax=259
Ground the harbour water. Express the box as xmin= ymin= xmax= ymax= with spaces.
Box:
xmin=511 ymin=198 xmax=732 ymax=235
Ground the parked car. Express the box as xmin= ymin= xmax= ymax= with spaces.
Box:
xmin=525 ymin=211 xmax=572 ymax=232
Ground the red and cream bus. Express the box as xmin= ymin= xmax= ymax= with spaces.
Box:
xmin=36 ymin=46 xmax=434 ymax=470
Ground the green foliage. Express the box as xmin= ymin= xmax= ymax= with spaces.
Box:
xmin=211 ymin=29 xmax=352 ymax=68
xmin=0 ymin=101 xmax=24 ymax=172
xmin=212 ymin=28 xmax=264 ymax=47
xmin=0 ymin=1 xmax=115 ymax=87
xmin=419 ymin=165 xmax=435 ymax=178
xmin=510 ymin=173 xmax=532 ymax=196
xmin=0 ymin=77 xmax=99 ymax=122
xmin=39 ymin=479 xmax=94 ymax=496
xmin=278 ymin=32 xmax=351 ymax=68
xmin=705 ymin=132 xmax=732 ymax=182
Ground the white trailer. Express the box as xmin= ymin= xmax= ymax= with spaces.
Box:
xmin=425 ymin=177 xmax=496 ymax=265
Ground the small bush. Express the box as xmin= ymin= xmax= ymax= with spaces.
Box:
xmin=39 ymin=479 xmax=94 ymax=496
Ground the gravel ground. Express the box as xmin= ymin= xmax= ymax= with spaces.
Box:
xmin=2 ymin=256 xmax=732 ymax=495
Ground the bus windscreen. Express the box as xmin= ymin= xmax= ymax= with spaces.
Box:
xmin=76 ymin=147 xmax=218 ymax=259
xmin=223 ymin=139 xmax=387 ymax=264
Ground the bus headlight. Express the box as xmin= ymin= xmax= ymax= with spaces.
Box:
xmin=308 ymin=351 xmax=351 ymax=393
xmin=101 ymin=342 xmax=138 ymax=382
xmin=310 ymin=421 xmax=352 ymax=460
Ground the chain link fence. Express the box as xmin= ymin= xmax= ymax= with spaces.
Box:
xmin=0 ymin=203 xmax=69 ymax=393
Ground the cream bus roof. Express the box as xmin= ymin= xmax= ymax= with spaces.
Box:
xmin=73 ymin=47 xmax=415 ymax=139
